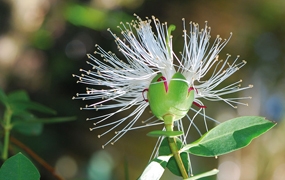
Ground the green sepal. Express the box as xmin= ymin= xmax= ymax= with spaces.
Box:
xmin=159 ymin=138 xmax=189 ymax=177
xmin=181 ymin=116 xmax=276 ymax=157
xmin=147 ymin=130 xmax=183 ymax=137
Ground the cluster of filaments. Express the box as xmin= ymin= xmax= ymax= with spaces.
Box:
xmin=73 ymin=15 xmax=253 ymax=148
xmin=179 ymin=19 xmax=253 ymax=108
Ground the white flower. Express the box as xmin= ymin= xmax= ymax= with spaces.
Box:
xmin=73 ymin=15 xmax=252 ymax=148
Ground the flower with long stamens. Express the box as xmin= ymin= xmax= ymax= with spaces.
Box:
xmin=72 ymin=15 xmax=252 ymax=149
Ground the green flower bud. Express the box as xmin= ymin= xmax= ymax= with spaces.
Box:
xmin=148 ymin=72 xmax=194 ymax=121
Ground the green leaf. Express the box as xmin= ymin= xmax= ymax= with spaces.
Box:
xmin=5 ymin=90 xmax=56 ymax=115
xmin=14 ymin=123 xmax=43 ymax=136
xmin=13 ymin=116 xmax=77 ymax=124
xmin=12 ymin=112 xmax=41 ymax=136
xmin=0 ymin=152 xmax=40 ymax=180
xmin=64 ymin=3 xmax=133 ymax=31
xmin=8 ymin=90 xmax=30 ymax=101
xmin=9 ymin=101 xmax=56 ymax=115
xmin=12 ymin=116 xmax=76 ymax=135
xmin=147 ymin=130 xmax=183 ymax=137
xmin=158 ymin=137 xmax=177 ymax=156
xmin=0 ymin=88 xmax=7 ymax=105
xmin=138 ymin=155 xmax=171 ymax=180
xmin=11 ymin=111 xmax=75 ymax=135
xmin=0 ymin=141 xmax=3 ymax=155
xmin=158 ymin=138 xmax=189 ymax=177
xmin=181 ymin=116 xmax=276 ymax=157
xmin=167 ymin=152 xmax=189 ymax=177
xmin=185 ymin=169 xmax=219 ymax=180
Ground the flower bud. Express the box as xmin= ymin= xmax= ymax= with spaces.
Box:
xmin=148 ymin=73 xmax=194 ymax=121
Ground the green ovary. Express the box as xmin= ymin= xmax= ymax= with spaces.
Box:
xmin=147 ymin=72 xmax=194 ymax=121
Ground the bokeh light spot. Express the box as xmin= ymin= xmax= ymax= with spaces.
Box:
xmin=55 ymin=155 xmax=78 ymax=179
xmin=65 ymin=39 xmax=86 ymax=59
xmin=217 ymin=161 xmax=240 ymax=180
xmin=88 ymin=150 xmax=114 ymax=180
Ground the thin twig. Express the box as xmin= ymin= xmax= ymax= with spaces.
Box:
xmin=10 ymin=136 xmax=64 ymax=180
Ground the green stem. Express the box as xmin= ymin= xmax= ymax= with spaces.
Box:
xmin=2 ymin=106 xmax=12 ymax=160
xmin=164 ymin=115 xmax=188 ymax=179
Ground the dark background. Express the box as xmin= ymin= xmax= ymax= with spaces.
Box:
xmin=0 ymin=0 xmax=284 ymax=179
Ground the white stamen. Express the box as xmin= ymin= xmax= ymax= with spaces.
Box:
xmin=74 ymin=16 xmax=251 ymax=155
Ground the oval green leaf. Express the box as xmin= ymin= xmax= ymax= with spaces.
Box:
xmin=181 ymin=116 xmax=276 ymax=157
xmin=147 ymin=130 xmax=183 ymax=137
xmin=0 ymin=153 xmax=40 ymax=180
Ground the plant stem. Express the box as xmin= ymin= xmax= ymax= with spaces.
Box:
xmin=2 ymin=107 xmax=12 ymax=160
xmin=164 ymin=115 xmax=188 ymax=179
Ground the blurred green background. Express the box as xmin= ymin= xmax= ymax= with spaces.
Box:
xmin=0 ymin=0 xmax=284 ymax=179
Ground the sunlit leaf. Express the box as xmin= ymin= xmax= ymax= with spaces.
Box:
xmin=185 ymin=169 xmax=219 ymax=180
xmin=0 ymin=153 xmax=40 ymax=180
xmin=147 ymin=130 xmax=183 ymax=137
xmin=64 ymin=3 xmax=133 ymax=31
xmin=181 ymin=116 xmax=276 ymax=157
xmin=138 ymin=155 xmax=171 ymax=180
xmin=64 ymin=4 xmax=107 ymax=30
